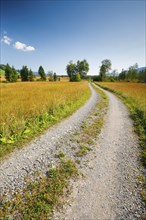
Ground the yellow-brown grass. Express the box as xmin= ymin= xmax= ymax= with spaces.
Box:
xmin=97 ymin=82 xmax=146 ymax=113
xmin=0 ymin=81 xmax=90 ymax=152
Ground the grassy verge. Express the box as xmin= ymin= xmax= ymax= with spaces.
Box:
xmin=74 ymin=83 xmax=108 ymax=158
xmin=0 ymin=81 xmax=90 ymax=159
xmin=0 ymin=158 xmax=78 ymax=220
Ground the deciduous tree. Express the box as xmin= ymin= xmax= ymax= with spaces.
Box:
xmin=66 ymin=61 xmax=76 ymax=79
xmin=66 ymin=59 xmax=89 ymax=81
xmin=48 ymin=71 xmax=54 ymax=81
xmin=99 ymin=59 xmax=112 ymax=81
xmin=76 ymin=59 xmax=89 ymax=79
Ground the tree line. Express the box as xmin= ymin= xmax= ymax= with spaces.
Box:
xmin=93 ymin=59 xmax=146 ymax=83
xmin=118 ymin=64 xmax=146 ymax=83
xmin=3 ymin=64 xmax=58 ymax=82
xmin=3 ymin=60 xmax=90 ymax=83
xmin=2 ymin=59 xmax=146 ymax=83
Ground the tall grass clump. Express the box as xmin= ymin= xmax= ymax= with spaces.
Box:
xmin=0 ymin=81 xmax=90 ymax=158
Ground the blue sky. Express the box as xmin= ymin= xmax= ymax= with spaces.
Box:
xmin=1 ymin=0 xmax=145 ymax=75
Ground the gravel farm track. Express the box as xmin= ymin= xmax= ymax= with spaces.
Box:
xmin=0 ymin=84 xmax=145 ymax=219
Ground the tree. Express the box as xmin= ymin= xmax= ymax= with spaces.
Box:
xmin=66 ymin=61 xmax=76 ymax=78
xmin=99 ymin=64 xmax=106 ymax=81
xmin=11 ymin=66 xmax=18 ymax=82
xmin=66 ymin=59 xmax=89 ymax=81
xmin=118 ymin=69 xmax=127 ymax=81
xmin=20 ymin=66 xmax=29 ymax=81
xmin=28 ymin=69 xmax=34 ymax=81
xmin=53 ymin=72 xmax=57 ymax=81
xmin=48 ymin=71 xmax=54 ymax=81
xmin=70 ymin=72 xmax=81 ymax=82
xmin=75 ymin=72 xmax=81 ymax=81
xmin=126 ymin=63 xmax=138 ymax=82
xmin=138 ymin=69 xmax=146 ymax=83
xmin=5 ymin=64 xmax=18 ymax=82
xmin=0 ymin=64 xmax=6 ymax=70
xmin=76 ymin=59 xmax=89 ymax=79
xmin=99 ymin=59 xmax=112 ymax=81
xmin=38 ymin=66 xmax=46 ymax=81
xmin=93 ymin=75 xmax=102 ymax=82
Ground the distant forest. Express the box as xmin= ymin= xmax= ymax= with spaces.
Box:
xmin=0 ymin=63 xmax=146 ymax=83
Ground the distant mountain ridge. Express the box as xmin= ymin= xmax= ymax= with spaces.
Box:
xmin=137 ymin=67 xmax=146 ymax=72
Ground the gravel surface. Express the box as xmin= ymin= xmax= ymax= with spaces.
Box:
xmin=0 ymin=84 xmax=99 ymax=195
xmin=54 ymin=84 xmax=145 ymax=220
xmin=0 ymin=84 xmax=145 ymax=220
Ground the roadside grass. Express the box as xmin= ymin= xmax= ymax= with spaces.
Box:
xmin=56 ymin=150 xmax=66 ymax=159
xmin=75 ymin=83 xmax=108 ymax=158
xmin=0 ymin=158 xmax=78 ymax=220
xmin=0 ymin=81 xmax=90 ymax=159
xmin=95 ymin=82 xmax=146 ymax=202
xmin=76 ymin=144 xmax=92 ymax=157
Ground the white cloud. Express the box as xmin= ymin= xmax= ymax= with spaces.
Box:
xmin=13 ymin=41 xmax=35 ymax=52
xmin=1 ymin=35 xmax=12 ymax=45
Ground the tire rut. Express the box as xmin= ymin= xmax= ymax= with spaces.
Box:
xmin=0 ymin=84 xmax=99 ymax=195
xmin=54 ymin=84 xmax=145 ymax=220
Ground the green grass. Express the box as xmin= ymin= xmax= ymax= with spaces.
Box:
xmin=74 ymin=83 xmax=108 ymax=158
xmin=0 ymin=69 xmax=5 ymax=76
xmin=0 ymin=158 xmax=78 ymax=220
xmin=76 ymin=144 xmax=92 ymax=157
xmin=56 ymin=150 xmax=66 ymax=159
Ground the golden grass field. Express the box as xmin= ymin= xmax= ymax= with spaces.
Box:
xmin=96 ymin=82 xmax=146 ymax=113
xmin=0 ymin=72 xmax=69 ymax=82
xmin=0 ymin=81 xmax=90 ymax=156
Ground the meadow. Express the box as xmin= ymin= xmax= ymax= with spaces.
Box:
xmin=0 ymin=69 xmax=5 ymax=76
xmin=96 ymin=82 xmax=146 ymax=112
xmin=95 ymin=82 xmax=146 ymax=167
xmin=0 ymin=81 xmax=90 ymax=158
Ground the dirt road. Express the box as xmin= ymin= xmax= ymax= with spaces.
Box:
xmin=54 ymin=84 xmax=145 ymax=220
xmin=0 ymin=84 xmax=98 ymax=195
xmin=0 ymin=84 xmax=145 ymax=219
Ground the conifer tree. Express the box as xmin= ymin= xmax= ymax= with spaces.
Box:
xmin=20 ymin=66 xmax=29 ymax=81
xmin=28 ymin=69 xmax=34 ymax=81
xmin=38 ymin=66 xmax=46 ymax=81
xmin=5 ymin=64 xmax=18 ymax=82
